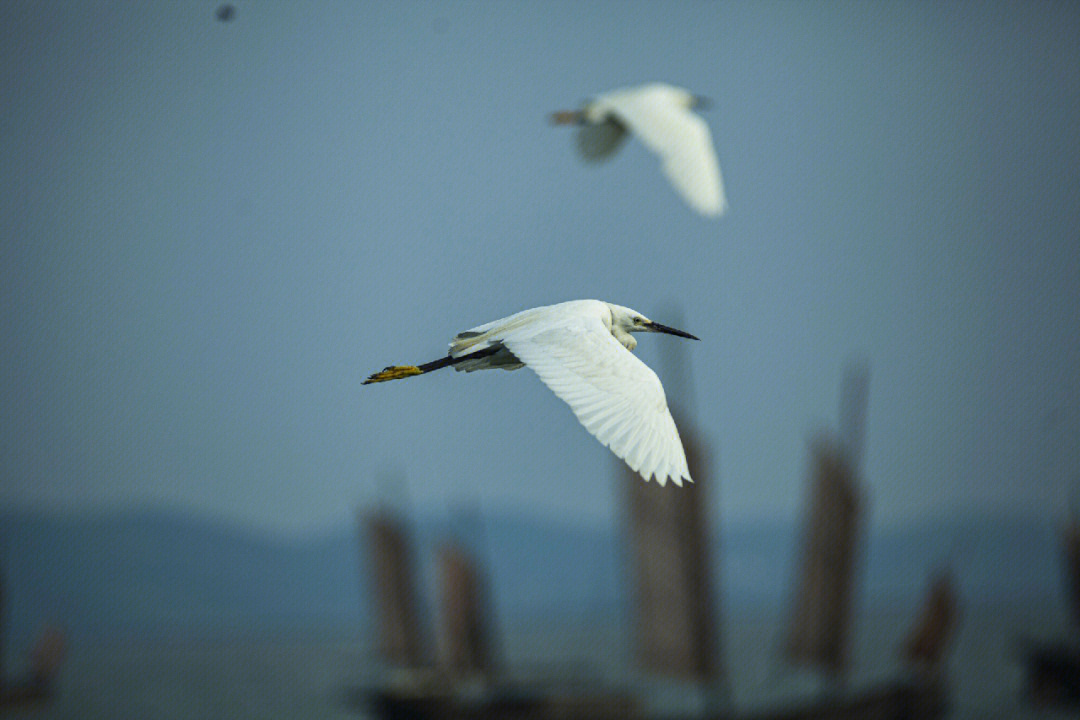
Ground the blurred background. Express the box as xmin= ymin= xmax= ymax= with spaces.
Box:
xmin=1 ymin=1 xmax=1078 ymax=718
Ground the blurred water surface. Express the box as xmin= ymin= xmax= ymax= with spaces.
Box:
xmin=5 ymin=603 xmax=1073 ymax=720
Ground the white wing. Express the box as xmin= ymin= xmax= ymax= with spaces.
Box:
xmin=495 ymin=307 xmax=691 ymax=486
xmin=594 ymin=84 xmax=726 ymax=217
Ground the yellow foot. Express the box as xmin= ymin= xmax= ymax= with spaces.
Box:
xmin=363 ymin=365 xmax=423 ymax=384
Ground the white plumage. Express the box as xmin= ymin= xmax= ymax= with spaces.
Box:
xmin=364 ymin=300 xmax=697 ymax=487
xmin=555 ymin=83 xmax=727 ymax=217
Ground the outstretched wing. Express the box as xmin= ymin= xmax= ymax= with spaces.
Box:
xmin=576 ymin=118 xmax=629 ymax=161
xmin=596 ymin=85 xmax=726 ymax=217
xmin=497 ymin=311 xmax=691 ymax=487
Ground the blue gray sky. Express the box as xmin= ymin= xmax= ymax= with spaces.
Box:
xmin=2 ymin=1 xmax=1078 ymax=534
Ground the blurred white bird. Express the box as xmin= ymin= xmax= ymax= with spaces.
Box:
xmin=552 ymin=83 xmax=727 ymax=217
xmin=363 ymin=300 xmax=698 ymax=486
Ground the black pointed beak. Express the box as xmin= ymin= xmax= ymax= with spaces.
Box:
xmin=693 ymin=95 xmax=713 ymax=111
xmin=647 ymin=321 xmax=699 ymax=341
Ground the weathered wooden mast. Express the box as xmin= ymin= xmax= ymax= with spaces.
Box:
xmin=783 ymin=364 xmax=869 ymax=681
xmin=623 ymin=313 xmax=723 ymax=686
xmin=1 ymin=558 xmax=5 ymax=689
xmin=900 ymin=569 xmax=960 ymax=673
xmin=361 ymin=510 xmax=427 ymax=668
xmin=625 ymin=421 xmax=720 ymax=682
xmin=1062 ymin=518 xmax=1080 ymax=633
xmin=436 ymin=541 xmax=494 ymax=680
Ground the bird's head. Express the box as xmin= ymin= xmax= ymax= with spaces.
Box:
xmin=606 ymin=303 xmax=699 ymax=350
xmin=691 ymin=94 xmax=713 ymax=111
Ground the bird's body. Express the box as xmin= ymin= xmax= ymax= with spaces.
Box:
xmin=552 ymin=83 xmax=726 ymax=217
xmin=364 ymin=300 xmax=698 ymax=487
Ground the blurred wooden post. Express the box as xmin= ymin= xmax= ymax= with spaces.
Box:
xmin=839 ymin=363 xmax=870 ymax=469
xmin=1 ymin=560 xmax=5 ymax=686
xmin=901 ymin=569 xmax=960 ymax=673
xmin=783 ymin=364 xmax=870 ymax=683
xmin=624 ymin=304 xmax=724 ymax=688
xmin=624 ymin=415 xmax=722 ymax=686
xmin=783 ymin=436 xmax=864 ymax=681
xmin=1062 ymin=521 xmax=1080 ymax=633
xmin=29 ymin=627 xmax=66 ymax=690
xmin=362 ymin=511 xmax=426 ymax=668
xmin=436 ymin=542 xmax=493 ymax=679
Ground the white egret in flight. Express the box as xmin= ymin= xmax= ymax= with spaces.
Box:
xmin=364 ymin=300 xmax=698 ymax=487
xmin=551 ymin=83 xmax=727 ymax=217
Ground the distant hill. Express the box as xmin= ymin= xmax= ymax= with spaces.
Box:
xmin=0 ymin=508 xmax=1067 ymax=645
xmin=1 ymin=510 xmax=362 ymax=645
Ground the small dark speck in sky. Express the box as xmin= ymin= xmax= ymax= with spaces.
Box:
xmin=216 ymin=4 xmax=235 ymax=23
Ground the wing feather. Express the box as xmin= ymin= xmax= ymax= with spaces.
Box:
xmin=594 ymin=85 xmax=726 ymax=217
xmin=495 ymin=310 xmax=690 ymax=486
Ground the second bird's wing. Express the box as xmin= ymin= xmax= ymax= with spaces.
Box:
xmin=498 ymin=314 xmax=691 ymax=486
xmin=576 ymin=118 xmax=628 ymax=161
xmin=600 ymin=88 xmax=726 ymax=217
